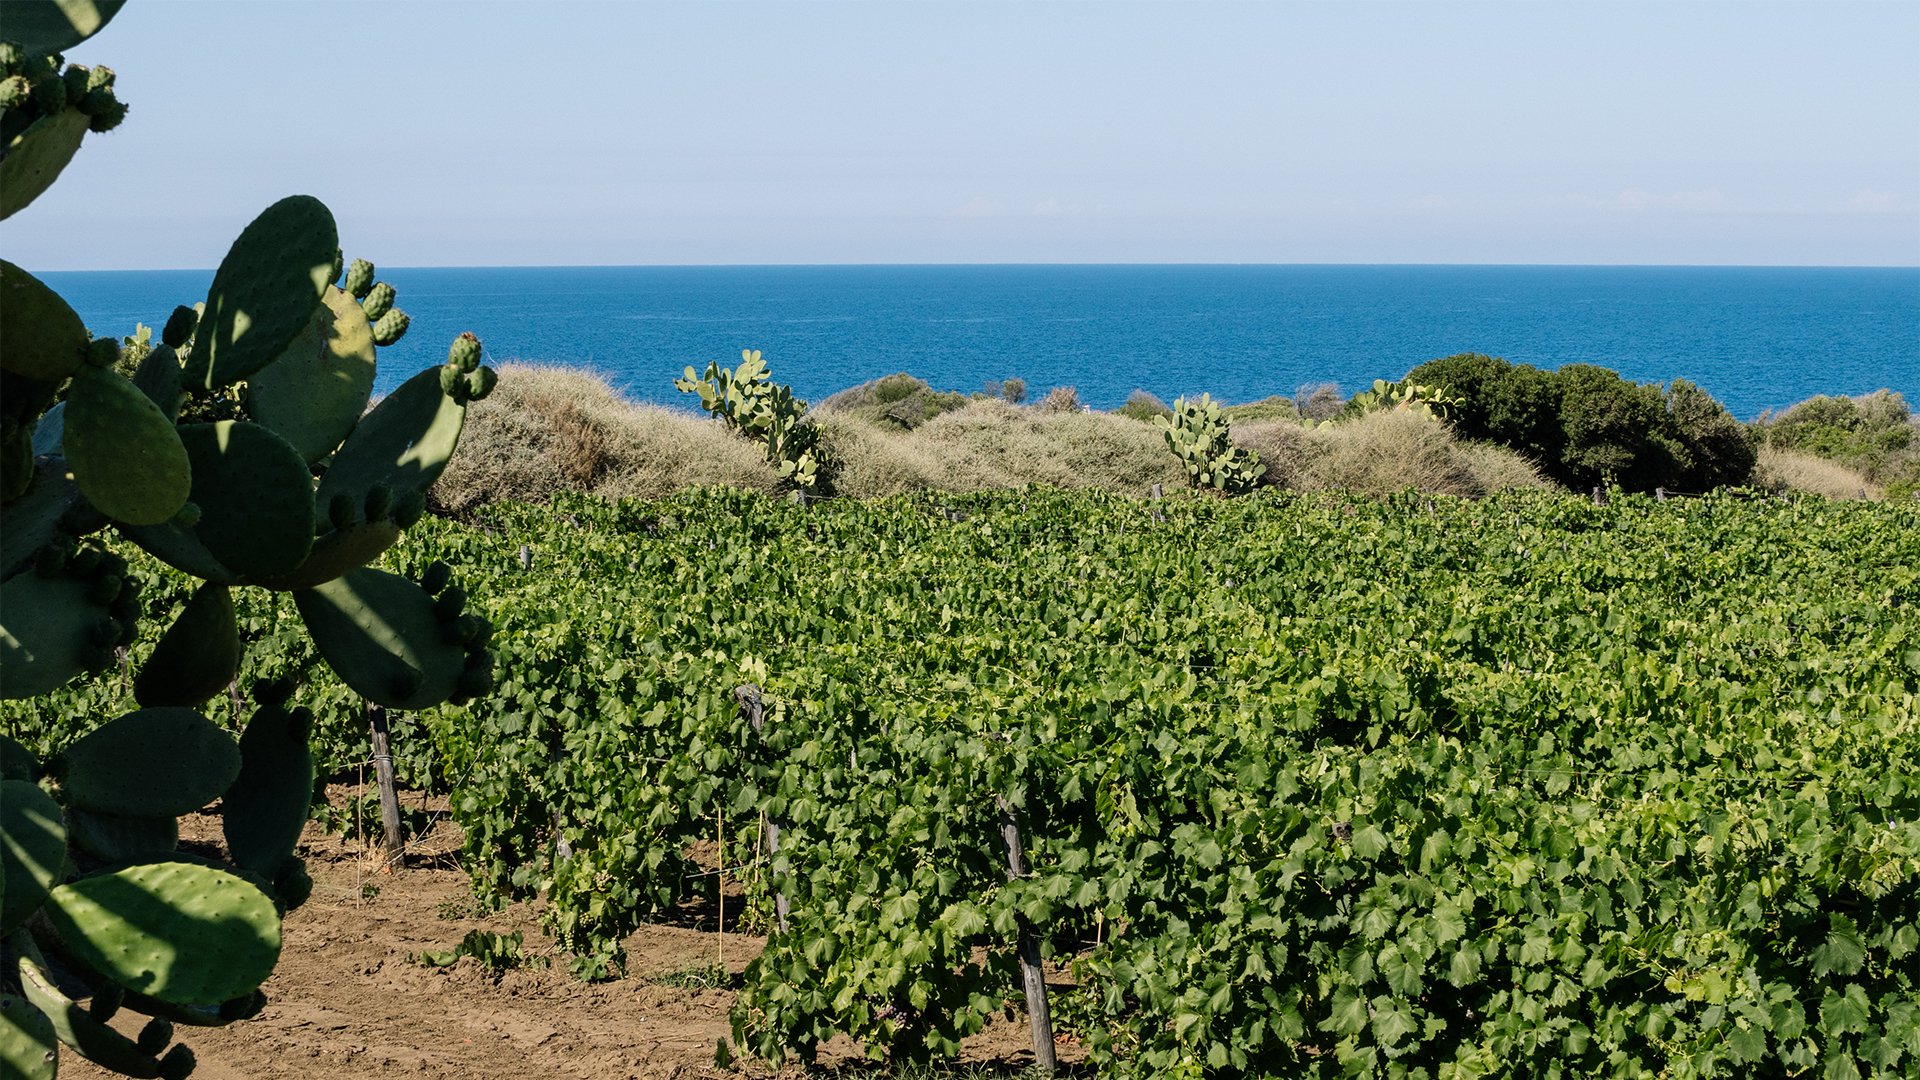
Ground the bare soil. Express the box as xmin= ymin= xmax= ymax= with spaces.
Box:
xmin=57 ymin=790 xmax=1075 ymax=1080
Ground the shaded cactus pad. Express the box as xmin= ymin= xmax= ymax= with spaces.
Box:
xmin=56 ymin=707 xmax=241 ymax=818
xmin=42 ymin=861 xmax=281 ymax=1006
xmin=64 ymin=365 xmax=193 ymax=526
xmin=1 ymin=779 xmax=66 ymax=934
xmin=246 ymin=285 xmax=377 ymax=463
xmin=182 ymin=195 xmax=338 ymax=391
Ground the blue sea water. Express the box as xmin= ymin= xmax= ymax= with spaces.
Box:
xmin=40 ymin=264 xmax=1919 ymax=421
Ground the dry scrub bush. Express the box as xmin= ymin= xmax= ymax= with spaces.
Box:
xmin=814 ymin=415 xmax=942 ymax=498
xmin=433 ymin=365 xmax=780 ymax=511
xmin=1231 ymin=419 xmax=1314 ymax=487
xmin=1752 ymin=446 xmax=1881 ymax=500
xmin=1038 ymin=385 xmax=1083 ymax=414
xmin=1292 ymin=409 xmax=1549 ymax=496
xmin=896 ymin=400 xmax=1185 ymax=493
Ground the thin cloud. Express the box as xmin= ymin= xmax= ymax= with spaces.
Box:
xmin=949 ymin=197 xmax=1003 ymax=218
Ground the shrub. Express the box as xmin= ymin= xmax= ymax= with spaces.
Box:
xmin=817 ymin=372 xmax=970 ymax=431
xmin=1297 ymin=408 xmax=1487 ymax=496
xmin=1554 ymin=363 xmax=1687 ymax=491
xmin=1294 ymin=382 xmax=1344 ymax=422
xmin=1038 ymin=385 xmax=1082 ymax=413
xmin=1405 ymin=353 xmax=1562 ymax=467
xmin=1000 ymin=377 xmax=1028 ymax=404
xmin=1753 ymin=446 xmax=1880 ymax=500
xmin=1231 ymin=419 xmax=1313 ymax=487
xmin=1115 ymin=389 xmax=1173 ymax=423
xmin=1665 ymin=378 xmax=1757 ymax=491
xmin=435 ymin=365 xmax=779 ymax=510
xmin=1762 ymin=390 xmax=1916 ymax=485
xmin=1221 ymin=395 xmax=1297 ymax=423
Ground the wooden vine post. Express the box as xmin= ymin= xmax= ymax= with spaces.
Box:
xmin=367 ymin=702 xmax=406 ymax=865
xmin=737 ymin=684 xmax=789 ymax=932
xmin=997 ymin=795 xmax=1057 ymax=1073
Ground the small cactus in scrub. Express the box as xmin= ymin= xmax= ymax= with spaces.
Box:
xmin=675 ymin=349 xmax=824 ymax=490
xmin=0 ymin=3 xmax=499 ymax=1076
xmin=1155 ymin=393 xmax=1263 ymax=493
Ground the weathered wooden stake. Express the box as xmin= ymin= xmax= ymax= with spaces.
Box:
xmin=997 ymin=796 xmax=1057 ymax=1073
xmin=1150 ymin=482 xmax=1166 ymax=523
xmin=367 ymin=703 xmax=405 ymax=865
xmin=1591 ymin=485 xmax=1608 ymax=507
xmin=1655 ymin=487 xmax=1667 ymax=502
xmin=737 ymin=684 xmax=789 ymax=932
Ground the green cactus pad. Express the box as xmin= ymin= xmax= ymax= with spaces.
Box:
xmin=0 ymin=735 xmax=37 ymax=781
xmin=64 ymin=365 xmax=193 ymax=526
xmin=0 ymin=989 xmax=57 ymax=1080
xmin=182 ymin=195 xmax=338 ymax=391
xmin=1 ymin=780 xmax=65 ymax=934
xmin=133 ymin=582 xmax=239 ymax=708
xmin=294 ymin=567 xmax=468 ymax=709
xmin=56 ymin=707 xmax=240 ymax=818
xmin=68 ymin=808 xmax=178 ymax=864
xmin=1 ymin=0 xmax=129 ymax=54
xmin=246 ymin=285 xmax=378 ymax=462
xmin=0 ymin=259 xmax=89 ymax=380
xmin=314 ymin=366 xmax=466 ymax=516
xmin=0 ymin=105 xmax=90 ymax=221
xmin=249 ymin=518 xmax=400 ymax=593
xmin=0 ymin=458 xmax=80 ymax=581
xmin=0 ymin=568 xmax=114 ymax=699
xmin=130 ymin=341 xmax=184 ymax=421
xmin=117 ymin=513 xmax=236 ymax=584
xmin=16 ymin=942 xmax=177 ymax=1078
xmin=44 ymin=861 xmax=281 ymax=1006
xmin=223 ymin=702 xmax=314 ymax=876
xmin=169 ymin=421 xmax=313 ymax=580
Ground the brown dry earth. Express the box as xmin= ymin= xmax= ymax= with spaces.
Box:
xmin=58 ymin=793 xmax=1075 ymax=1080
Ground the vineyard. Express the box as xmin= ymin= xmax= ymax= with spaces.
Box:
xmin=10 ymin=487 xmax=1919 ymax=1078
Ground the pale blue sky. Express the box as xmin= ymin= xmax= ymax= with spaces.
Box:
xmin=10 ymin=0 xmax=1918 ymax=268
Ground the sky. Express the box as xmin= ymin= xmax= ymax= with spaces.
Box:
xmin=8 ymin=0 xmax=1918 ymax=269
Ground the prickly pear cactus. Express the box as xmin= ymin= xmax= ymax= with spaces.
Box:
xmin=675 ymin=349 xmax=824 ymax=490
xmin=0 ymin=4 xmax=499 ymax=1075
xmin=1154 ymin=393 xmax=1262 ymax=494
xmin=1322 ymin=377 xmax=1461 ymax=427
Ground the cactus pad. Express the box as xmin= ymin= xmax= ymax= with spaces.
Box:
xmin=315 ymin=365 xmax=466 ymax=513
xmin=0 ymin=735 xmax=36 ymax=781
xmin=246 ymin=285 xmax=377 ymax=462
xmin=223 ymin=702 xmax=315 ymax=876
xmin=130 ymin=341 xmax=185 ymax=421
xmin=1 ymin=1 xmax=129 ymax=54
xmin=167 ymin=421 xmax=314 ymax=580
xmin=68 ymin=808 xmax=180 ymax=864
xmin=0 ymin=258 xmax=89 ymax=380
xmin=64 ymin=365 xmax=193 ymax=526
xmin=0 ymin=564 xmax=117 ymax=699
xmin=250 ymin=518 xmax=400 ymax=593
xmin=0 ymin=462 xmax=81 ymax=581
xmin=293 ymin=567 xmax=470 ymax=709
xmin=1 ymin=779 xmax=65 ymax=933
xmin=16 ymin=941 xmax=185 ymax=1078
xmin=182 ymin=195 xmax=337 ymax=391
xmin=0 ymin=989 xmax=57 ymax=1080
xmin=44 ymin=861 xmax=281 ymax=1007
xmin=56 ymin=707 xmax=240 ymax=818
xmin=0 ymin=106 xmax=91 ymax=222
xmin=133 ymin=582 xmax=239 ymax=708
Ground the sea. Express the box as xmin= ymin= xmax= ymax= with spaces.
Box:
xmin=39 ymin=264 xmax=1919 ymax=422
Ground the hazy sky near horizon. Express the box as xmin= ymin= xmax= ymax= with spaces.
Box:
xmin=9 ymin=0 xmax=1918 ymax=269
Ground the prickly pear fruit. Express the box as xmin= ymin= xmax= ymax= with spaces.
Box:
xmin=183 ymin=195 xmax=338 ymax=391
xmin=133 ymin=582 xmax=240 ymax=708
xmin=361 ymin=281 xmax=395 ymax=321
xmin=83 ymin=95 xmax=128 ymax=133
xmin=370 ymin=308 xmax=409 ymax=347
xmin=466 ymin=366 xmax=497 ymax=401
xmin=136 ymin=1018 xmax=174 ymax=1056
xmin=392 ymin=489 xmax=426 ymax=529
xmin=0 ymin=75 xmax=29 ymax=108
xmin=1 ymin=779 xmax=66 ymax=933
xmin=363 ymin=483 xmax=392 ymax=522
xmin=293 ymin=567 xmax=473 ymax=710
xmin=327 ymin=492 xmax=356 ymax=531
xmin=55 ymin=707 xmax=241 ymax=818
xmin=223 ymin=701 xmax=315 ymax=876
xmin=448 ymin=332 xmax=482 ymax=372
xmin=161 ymin=305 xmax=197 ymax=349
xmin=343 ymin=258 xmax=374 ymax=299
xmin=63 ymin=365 xmax=192 ymax=525
xmin=439 ymin=363 xmax=464 ymax=397
xmin=0 ymin=259 xmax=89 ymax=379
xmin=43 ymin=861 xmax=281 ymax=1006
xmin=273 ymin=858 xmax=313 ymax=911
xmin=420 ymin=561 xmax=452 ymax=595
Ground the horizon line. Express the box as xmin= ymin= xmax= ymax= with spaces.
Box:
xmin=38 ymin=259 xmax=1920 ymax=274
